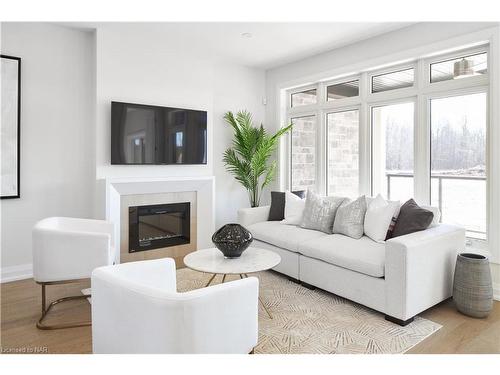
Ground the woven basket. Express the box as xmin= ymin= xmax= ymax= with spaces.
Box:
xmin=453 ymin=253 xmax=493 ymax=318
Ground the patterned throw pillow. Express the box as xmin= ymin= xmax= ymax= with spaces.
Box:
xmin=332 ymin=195 xmax=367 ymax=239
xmin=300 ymin=190 xmax=344 ymax=234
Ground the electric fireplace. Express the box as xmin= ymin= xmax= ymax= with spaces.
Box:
xmin=128 ymin=202 xmax=190 ymax=252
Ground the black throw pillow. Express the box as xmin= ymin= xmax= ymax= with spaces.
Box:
xmin=390 ymin=199 xmax=434 ymax=238
xmin=268 ymin=190 xmax=306 ymax=221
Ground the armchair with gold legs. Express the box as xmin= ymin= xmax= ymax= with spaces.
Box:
xmin=32 ymin=217 xmax=115 ymax=330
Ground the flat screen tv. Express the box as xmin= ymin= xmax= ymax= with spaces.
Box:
xmin=111 ymin=101 xmax=207 ymax=165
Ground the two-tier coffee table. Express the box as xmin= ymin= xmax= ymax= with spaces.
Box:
xmin=183 ymin=247 xmax=281 ymax=318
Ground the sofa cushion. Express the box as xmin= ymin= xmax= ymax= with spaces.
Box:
xmin=298 ymin=235 xmax=386 ymax=277
xmin=247 ymin=221 xmax=328 ymax=253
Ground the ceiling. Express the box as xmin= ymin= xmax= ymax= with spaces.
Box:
xmin=61 ymin=22 xmax=414 ymax=69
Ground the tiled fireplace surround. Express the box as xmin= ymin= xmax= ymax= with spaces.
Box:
xmin=106 ymin=177 xmax=215 ymax=266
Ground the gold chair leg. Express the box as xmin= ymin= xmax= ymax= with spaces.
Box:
xmin=36 ymin=282 xmax=92 ymax=330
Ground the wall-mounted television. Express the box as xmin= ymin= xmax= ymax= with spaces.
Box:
xmin=111 ymin=101 xmax=207 ymax=165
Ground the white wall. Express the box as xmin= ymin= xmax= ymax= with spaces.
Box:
xmin=0 ymin=23 xmax=266 ymax=280
xmin=212 ymin=63 xmax=266 ymax=226
xmin=0 ymin=23 xmax=95 ymax=280
xmin=94 ymin=24 xmax=266 ymax=225
xmin=95 ymin=25 xmax=215 ymax=182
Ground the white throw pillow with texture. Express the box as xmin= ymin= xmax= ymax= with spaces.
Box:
xmin=364 ymin=194 xmax=400 ymax=242
xmin=281 ymin=190 xmax=306 ymax=225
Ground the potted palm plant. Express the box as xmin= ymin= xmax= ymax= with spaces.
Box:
xmin=223 ymin=110 xmax=292 ymax=207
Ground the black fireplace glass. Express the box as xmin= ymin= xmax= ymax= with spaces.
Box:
xmin=129 ymin=202 xmax=190 ymax=252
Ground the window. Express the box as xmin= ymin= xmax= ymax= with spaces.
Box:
xmin=430 ymin=93 xmax=487 ymax=239
xmin=291 ymin=89 xmax=317 ymax=107
xmin=175 ymin=131 xmax=184 ymax=163
xmin=371 ymin=102 xmax=414 ymax=201
xmin=327 ymin=110 xmax=359 ymax=197
xmin=430 ymin=52 xmax=487 ymax=83
xmin=283 ymin=44 xmax=493 ymax=246
xmin=291 ymin=115 xmax=316 ymax=191
xmin=327 ymin=80 xmax=359 ymax=101
xmin=372 ymin=68 xmax=414 ymax=93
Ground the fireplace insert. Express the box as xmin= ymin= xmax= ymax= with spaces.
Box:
xmin=129 ymin=202 xmax=190 ymax=252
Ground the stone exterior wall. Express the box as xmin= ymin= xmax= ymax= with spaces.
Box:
xmin=327 ymin=110 xmax=359 ymax=197
xmin=291 ymin=116 xmax=316 ymax=191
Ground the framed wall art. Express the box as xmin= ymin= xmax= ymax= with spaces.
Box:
xmin=1 ymin=54 xmax=21 ymax=199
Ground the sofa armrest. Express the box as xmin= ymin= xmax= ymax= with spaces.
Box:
xmin=237 ymin=206 xmax=270 ymax=227
xmin=385 ymin=224 xmax=465 ymax=321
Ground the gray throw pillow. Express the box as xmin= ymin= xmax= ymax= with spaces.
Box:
xmin=300 ymin=191 xmax=344 ymax=234
xmin=390 ymin=199 xmax=434 ymax=238
xmin=333 ymin=195 xmax=367 ymax=239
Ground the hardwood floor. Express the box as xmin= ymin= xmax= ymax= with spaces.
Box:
xmin=408 ymin=298 xmax=500 ymax=353
xmin=1 ymin=278 xmax=92 ymax=354
xmin=1 ymin=276 xmax=499 ymax=354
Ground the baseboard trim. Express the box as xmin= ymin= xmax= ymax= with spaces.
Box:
xmin=1 ymin=263 xmax=33 ymax=283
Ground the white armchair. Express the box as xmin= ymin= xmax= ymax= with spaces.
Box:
xmin=32 ymin=217 xmax=115 ymax=329
xmin=91 ymin=258 xmax=259 ymax=354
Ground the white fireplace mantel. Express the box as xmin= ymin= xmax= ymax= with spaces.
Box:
xmin=106 ymin=176 xmax=215 ymax=263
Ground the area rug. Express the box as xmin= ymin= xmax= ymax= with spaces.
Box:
xmin=176 ymin=268 xmax=441 ymax=354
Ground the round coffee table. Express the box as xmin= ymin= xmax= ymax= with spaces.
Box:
xmin=184 ymin=247 xmax=281 ymax=318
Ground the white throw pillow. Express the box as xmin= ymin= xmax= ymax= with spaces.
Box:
xmin=281 ymin=190 xmax=306 ymax=225
xmin=364 ymin=194 xmax=400 ymax=242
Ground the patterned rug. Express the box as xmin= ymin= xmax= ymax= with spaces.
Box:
xmin=176 ymin=268 xmax=441 ymax=354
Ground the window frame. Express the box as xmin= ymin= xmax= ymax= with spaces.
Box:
xmin=425 ymin=85 xmax=489 ymax=247
xmin=369 ymin=64 xmax=417 ymax=95
xmin=426 ymin=44 xmax=489 ymax=86
xmin=283 ymin=43 xmax=492 ymax=249
xmin=325 ymin=77 xmax=361 ymax=102
xmin=288 ymin=84 xmax=319 ymax=110
xmin=368 ymin=96 xmax=417 ymax=199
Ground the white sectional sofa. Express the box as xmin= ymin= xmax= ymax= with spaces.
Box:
xmin=238 ymin=205 xmax=465 ymax=325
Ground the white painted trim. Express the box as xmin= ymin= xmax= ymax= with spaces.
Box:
xmin=106 ymin=176 xmax=215 ymax=264
xmin=273 ymin=27 xmax=497 ymax=92
xmin=1 ymin=263 xmax=33 ymax=283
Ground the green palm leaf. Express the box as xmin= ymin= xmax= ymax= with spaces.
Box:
xmin=223 ymin=110 xmax=292 ymax=207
